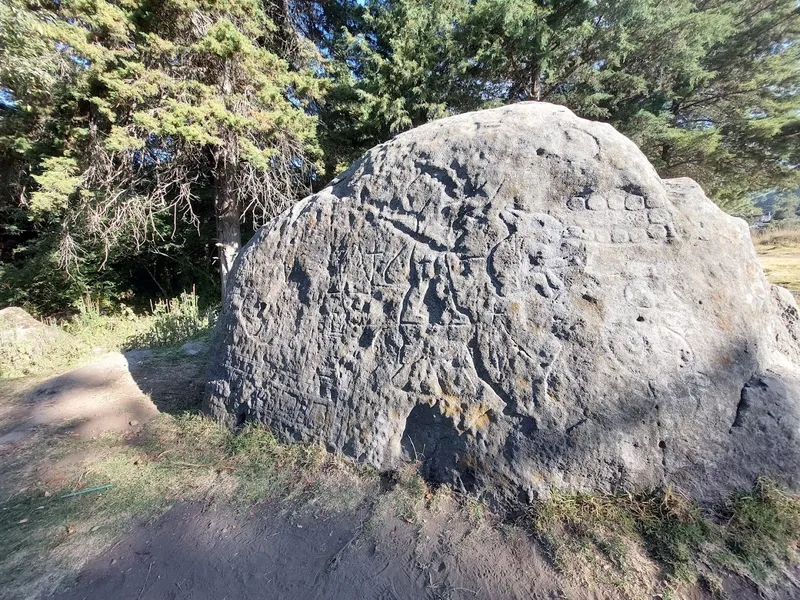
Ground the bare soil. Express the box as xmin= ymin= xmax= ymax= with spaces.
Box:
xmin=49 ymin=500 xmax=575 ymax=600
xmin=1 ymin=352 xmax=157 ymax=444
xmin=45 ymin=495 xmax=800 ymax=600
xmin=0 ymin=349 xmax=206 ymax=446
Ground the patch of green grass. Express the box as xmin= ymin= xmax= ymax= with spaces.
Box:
xmin=1 ymin=291 xmax=214 ymax=380
xmin=529 ymin=481 xmax=800 ymax=594
xmin=67 ymin=291 xmax=213 ymax=352
xmin=757 ymin=251 xmax=800 ymax=292
xmin=465 ymin=496 xmax=489 ymax=527
xmin=632 ymin=490 xmax=712 ymax=582
xmin=64 ymin=305 xmax=149 ymax=353
xmin=719 ymin=479 xmax=800 ymax=581
xmin=391 ymin=466 xmax=429 ymax=522
xmin=124 ymin=291 xmax=213 ymax=349
xmin=753 ymin=232 xmax=800 ymax=291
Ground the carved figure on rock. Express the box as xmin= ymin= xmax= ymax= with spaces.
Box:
xmin=205 ymin=102 xmax=800 ymax=504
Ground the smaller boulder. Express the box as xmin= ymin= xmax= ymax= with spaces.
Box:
xmin=0 ymin=307 xmax=83 ymax=378
xmin=181 ymin=341 xmax=206 ymax=356
xmin=0 ymin=307 xmax=57 ymax=341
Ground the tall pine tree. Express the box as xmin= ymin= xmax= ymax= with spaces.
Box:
xmin=2 ymin=0 xmax=323 ymax=300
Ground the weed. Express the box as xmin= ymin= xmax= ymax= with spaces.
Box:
xmin=372 ymin=464 xmax=429 ymax=524
xmin=661 ymin=587 xmax=678 ymax=600
xmin=465 ymin=497 xmax=487 ymax=527
xmin=537 ymin=529 xmax=572 ymax=574
xmin=752 ymin=227 xmax=800 ymax=248
xmin=128 ymin=290 xmax=213 ymax=348
xmin=593 ymin=533 xmax=629 ymax=570
xmin=529 ymin=481 xmax=800 ymax=593
xmin=719 ymin=478 xmax=800 ymax=582
xmin=1 ymin=290 xmax=213 ymax=380
xmin=65 ymin=298 xmax=147 ymax=352
xmin=631 ymin=488 xmax=711 ymax=582
xmin=427 ymin=484 xmax=455 ymax=513
xmin=699 ymin=572 xmax=725 ymax=598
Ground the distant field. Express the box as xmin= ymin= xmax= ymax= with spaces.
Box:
xmin=753 ymin=230 xmax=800 ymax=293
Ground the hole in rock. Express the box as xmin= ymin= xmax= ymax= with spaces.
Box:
xmin=380 ymin=471 xmax=398 ymax=493
xmin=288 ymin=258 xmax=312 ymax=305
xmin=401 ymin=403 xmax=471 ymax=490
xmin=235 ymin=404 xmax=248 ymax=427
xmin=422 ymin=280 xmax=446 ymax=324
xmin=358 ymin=327 xmax=376 ymax=348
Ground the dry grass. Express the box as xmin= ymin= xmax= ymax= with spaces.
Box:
xmin=530 ymin=482 xmax=800 ymax=597
xmin=753 ymin=229 xmax=800 ymax=292
xmin=752 ymin=228 xmax=800 ymax=249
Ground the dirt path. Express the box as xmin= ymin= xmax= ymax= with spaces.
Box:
xmin=0 ymin=352 xmax=157 ymax=445
xmin=0 ymin=349 xmax=205 ymax=446
xmin=45 ymin=495 xmax=800 ymax=600
xmin=50 ymin=499 xmax=575 ymax=600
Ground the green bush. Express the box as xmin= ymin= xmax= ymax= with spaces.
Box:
xmin=1 ymin=290 xmax=215 ymax=379
xmin=128 ymin=290 xmax=214 ymax=348
xmin=65 ymin=298 xmax=149 ymax=352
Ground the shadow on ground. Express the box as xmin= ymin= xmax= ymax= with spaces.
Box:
xmin=0 ymin=347 xmax=207 ymax=446
xmin=42 ymin=496 xmax=800 ymax=600
xmin=125 ymin=348 xmax=207 ymax=413
xmin=48 ymin=500 xmax=571 ymax=600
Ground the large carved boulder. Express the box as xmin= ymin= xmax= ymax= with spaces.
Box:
xmin=205 ymin=102 xmax=800 ymax=503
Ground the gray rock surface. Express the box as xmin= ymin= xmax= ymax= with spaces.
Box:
xmin=0 ymin=307 xmax=82 ymax=377
xmin=0 ymin=307 xmax=65 ymax=343
xmin=205 ymin=102 xmax=800 ymax=504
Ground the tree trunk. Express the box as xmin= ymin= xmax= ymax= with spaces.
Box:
xmin=215 ymin=150 xmax=241 ymax=303
xmin=531 ymin=65 xmax=542 ymax=101
xmin=215 ymin=58 xmax=242 ymax=304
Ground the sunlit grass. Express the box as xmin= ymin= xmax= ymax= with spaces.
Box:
xmin=753 ymin=230 xmax=800 ymax=292
xmin=530 ymin=481 xmax=800 ymax=596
